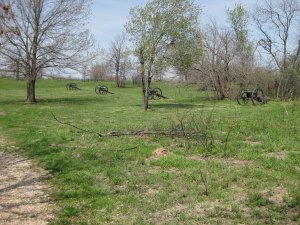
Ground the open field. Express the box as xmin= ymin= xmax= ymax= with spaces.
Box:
xmin=0 ymin=78 xmax=299 ymax=224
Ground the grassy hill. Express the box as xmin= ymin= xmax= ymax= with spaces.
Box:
xmin=0 ymin=78 xmax=299 ymax=224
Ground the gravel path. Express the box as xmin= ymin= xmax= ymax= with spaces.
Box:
xmin=0 ymin=139 xmax=54 ymax=225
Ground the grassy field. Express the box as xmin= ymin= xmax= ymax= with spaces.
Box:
xmin=0 ymin=78 xmax=299 ymax=224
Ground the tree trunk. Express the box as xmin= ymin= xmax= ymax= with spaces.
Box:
xmin=16 ymin=70 xmax=20 ymax=81
xmin=216 ymin=75 xmax=226 ymax=100
xmin=26 ymin=79 xmax=37 ymax=103
xmin=147 ymin=73 xmax=152 ymax=88
xmin=276 ymin=76 xmax=282 ymax=99
xmin=184 ymin=74 xmax=188 ymax=83
xmin=16 ymin=60 xmax=20 ymax=81
xmin=138 ymin=48 xmax=149 ymax=111
xmin=140 ymin=62 xmax=148 ymax=111
xmin=143 ymin=89 xmax=148 ymax=111
xmin=116 ymin=67 xmax=120 ymax=87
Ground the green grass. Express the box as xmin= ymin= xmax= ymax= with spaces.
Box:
xmin=0 ymin=78 xmax=299 ymax=224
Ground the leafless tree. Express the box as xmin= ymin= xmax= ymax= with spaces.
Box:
xmin=80 ymin=50 xmax=99 ymax=82
xmin=0 ymin=0 xmax=94 ymax=103
xmin=107 ymin=33 xmax=131 ymax=87
xmin=195 ymin=21 xmax=235 ymax=99
xmin=253 ymin=0 xmax=300 ymax=98
xmin=0 ymin=47 xmax=22 ymax=79
xmin=89 ymin=62 xmax=109 ymax=81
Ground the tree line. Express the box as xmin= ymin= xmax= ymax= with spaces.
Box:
xmin=0 ymin=0 xmax=299 ymax=110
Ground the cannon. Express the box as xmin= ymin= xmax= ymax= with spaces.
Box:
xmin=236 ymin=87 xmax=266 ymax=105
xmin=95 ymin=85 xmax=114 ymax=95
xmin=148 ymin=87 xmax=167 ymax=100
xmin=66 ymin=83 xmax=80 ymax=90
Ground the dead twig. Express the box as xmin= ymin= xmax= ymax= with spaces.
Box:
xmin=199 ymin=169 xmax=209 ymax=196
xmin=51 ymin=113 xmax=103 ymax=137
xmin=51 ymin=113 xmax=204 ymax=139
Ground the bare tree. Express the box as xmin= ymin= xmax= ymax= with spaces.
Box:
xmin=0 ymin=0 xmax=94 ymax=103
xmin=107 ymin=33 xmax=131 ymax=87
xmin=81 ymin=64 xmax=89 ymax=82
xmin=195 ymin=21 xmax=235 ymax=99
xmin=253 ymin=0 xmax=300 ymax=98
xmin=89 ymin=62 xmax=109 ymax=81
xmin=80 ymin=50 xmax=99 ymax=82
xmin=0 ymin=47 xmax=22 ymax=80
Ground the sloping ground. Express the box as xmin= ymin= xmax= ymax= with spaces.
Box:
xmin=0 ymin=139 xmax=54 ymax=225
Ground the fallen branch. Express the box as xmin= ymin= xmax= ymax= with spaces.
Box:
xmin=51 ymin=113 xmax=203 ymax=139
xmin=51 ymin=113 xmax=103 ymax=137
xmin=105 ymin=130 xmax=199 ymax=137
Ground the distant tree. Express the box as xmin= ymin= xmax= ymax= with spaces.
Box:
xmin=293 ymin=43 xmax=300 ymax=68
xmin=195 ymin=21 xmax=235 ymax=99
xmin=0 ymin=0 xmax=94 ymax=103
xmin=227 ymin=4 xmax=254 ymax=86
xmin=82 ymin=64 xmax=89 ymax=82
xmin=171 ymin=35 xmax=202 ymax=82
xmin=125 ymin=0 xmax=202 ymax=111
xmin=252 ymin=0 xmax=300 ymax=98
xmin=108 ymin=33 xmax=131 ymax=87
xmin=228 ymin=4 xmax=252 ymax=55
xmin=1 ymin=48 xmax=22 ymax=80
xmin=81 ymin=50 xmax=99 ymax=82
xmin=90 ymin=62 xmax=108 ymax=81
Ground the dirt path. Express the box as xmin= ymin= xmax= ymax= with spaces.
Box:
xmin=0 ymin=140 xmax=54 ymax=225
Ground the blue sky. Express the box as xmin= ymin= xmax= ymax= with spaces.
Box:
xmin=88 ymin=0 xmax=257 ymax=49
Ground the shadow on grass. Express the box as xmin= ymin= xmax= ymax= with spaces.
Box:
xmin=38 ymin=97 xmax=104 ymax=105
xmin=149 ymin=103 xmax=205 ymax=109
xmin=0 ymin=96 xmax=105 ymax=106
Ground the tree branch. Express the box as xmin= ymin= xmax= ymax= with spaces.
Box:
xmin=51 ymin=112 xmax=103 ymax=137
xmin=51 ymin=113 xmax=203 ymax=139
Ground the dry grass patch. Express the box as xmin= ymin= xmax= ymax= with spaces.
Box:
xmin=260 ymin=186 xmax=290 ymax=205
xmin=144 ymin=187 xmax=159 ymax=196
xmin=244 ymin=140 xmax=262 ymax=146
xmin=244 ymin=137 xmax=262 ymax=146
xmin=153 ymin=147 xmax=168 ymax=157
xmin=153 ymin=203 xmax=189 ymax=225
xmin=265 ymin=151 xmax=289 ymax=160
xmin=189 ymin=154 xmax=253 ymax=166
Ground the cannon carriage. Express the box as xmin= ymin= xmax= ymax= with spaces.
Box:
xmin=236 ymin=88 xmax=266 ymax=105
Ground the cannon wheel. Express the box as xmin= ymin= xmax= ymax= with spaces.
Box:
xmin=95 ymin=85 xmax=101 ymax=94
xmin=251 ymin=88 xmax=264 ymax=105
xmin=152 ymin=88 xmax=162 ymax=100
xmin=66 ymin=83 xmax=77 ymax=90
xmin=236 ymin=88 xmax=249 ymax=105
